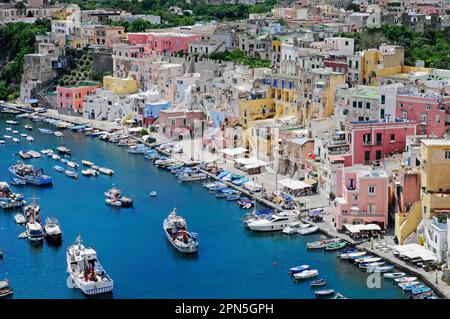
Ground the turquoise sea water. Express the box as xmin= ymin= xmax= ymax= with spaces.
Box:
xmin=0 ymin=113 xmax=409 ymax=299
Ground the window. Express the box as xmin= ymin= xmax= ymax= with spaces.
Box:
xmin=368 ymin=186 xmax=376 ymax=195
xmin=399 ymin=103 xmax=404 ymax=108
xmin=352 ymin=101 xmax=357 ymax=108
xmin=421 ymin=113 xmax=427 ymax=123
xmin=445 ymin=150 xmax=450 ymax=159
xmin=366 ymin=102 xmax=371 ymax=109
xmin=390 ymin=134 xmax=395 ymax=142
xmin=402 ymin=110 xmax=408 ymax=119
xmin=358 ymin=101 xmax=362 ymax=108
xmin=381 ymin=95 xmax=385 ymax=104
xmin=380 ymin=108 xmax=385 ymax=119
xmin=436 ymin=114 xmax=440 ymax=123
xmin=425 ymin=104 xmax=432 ymax=110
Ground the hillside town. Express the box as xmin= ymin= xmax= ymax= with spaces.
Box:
xmin=1 ymin=0 xmax=450 ymax=298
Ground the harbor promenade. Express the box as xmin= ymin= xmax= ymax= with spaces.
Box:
xmin=358 ymin=240 xmax=450 ymax=299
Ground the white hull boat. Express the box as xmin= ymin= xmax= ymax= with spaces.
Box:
xmin=163 ymin=208 xmax=198 ymax=254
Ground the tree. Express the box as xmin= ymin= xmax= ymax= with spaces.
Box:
xmin=345 ymin=3 xmax=360 ymax=12
xmin=14 ymin=1 xmax=27 ymax=15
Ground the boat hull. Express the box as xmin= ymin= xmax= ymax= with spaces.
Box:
xmin=163 ymin=228 xmax=198 ymax=254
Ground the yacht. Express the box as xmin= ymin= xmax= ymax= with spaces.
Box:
xmin=66 ymin=236 xmax=114 ymax=295
xmin=163 ymin=208 xmax=198 ymax=253
xmin=247 ymin=210 xmax=299 ymax=232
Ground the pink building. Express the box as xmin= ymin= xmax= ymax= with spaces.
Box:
xmin=159 ymin=110 xmax=204 ymax=140
xmin=396 ymin=89 xmax=450 ymax=138
xmin=332 ymin=166 xmax=389 ymax=230
xmin=127 ymin=32 xmax=201 ymax=54
xmin=57 ymin=85 xmax=97 ymax=115
xmin=345 ymin=119 xmax=418 ymax=165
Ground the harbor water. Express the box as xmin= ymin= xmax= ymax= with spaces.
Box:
xmin=0 ymin=114 xmax=408 ymax=299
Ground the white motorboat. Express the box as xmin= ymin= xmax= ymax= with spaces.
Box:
xmin=282 ymin=221 xmax=308 ymax=235
xmin=178 ymin=171 xmax=207 ymax=182
xmin=14 ymin=213 xmax=26 ymax=224
xmin=67 ymin=161 xmax=79 ymax=169
xmin=82 ymin=169 xmax=98 ymax=177
xmin=247 ymin=211 xmax=299 ymax=232
xmin=26 ymin=136 xmax=34 ymax=142
xmin=395 ymin=276 xmax=418 ymax=283
xmin=26 ymin=221 xmax=44 ymax=242
xmin=383 ymin=272 xmax=406 ymax=279
xmin=341 ymin=251 xmax=366 ymax=260
xmin=44 ymin=217 xmax=62 ymax=242
xmin=297 ymin=225 xmax=319 ymax=235
xmin=66 ymin=236 xmax=114 ymax=295
xmin=54 ymin=132 xmax=64 ymax=138
xmin=293 ymin=269 xmax=319 ymax=280
xmin=163 ymin=208 xmax=198 ymax=254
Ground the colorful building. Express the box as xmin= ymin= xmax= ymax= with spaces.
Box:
xmin=345 ymin=119 xmax=418 ymax=165
xmin=362 ymin=45 xmax=404 ymax=86
xmin=127 ymin=32 xmax=201 ymax=54
xmin=237 ymin=90 xmax=276 ymax=126
xmin=396 ymin=88 xmax=450 ymax=137
xmin=159 ymin=109 xmax=204 ymax=140
xmin=333 ymin=166 xmax=389 ymax=230
xmin=143 ymin=101 xmax=170 ymax=126
xmin=102 ymin=76 xmax=138 ymax=95
xmin=57 ymin=84 xmax=98 ymax=115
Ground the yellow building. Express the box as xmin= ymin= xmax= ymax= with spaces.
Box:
xmin=396 ymin=139 xmax=450 ymax=244
xmin=103 ymin=76 xmax=138 ymax=95
xmin=237 ymin=91 xmax=276 ymax=126
xmin=419 ymin=139 xmax=450 ymax=219
xmin=362 ymin=45 xmax=404 ymax=85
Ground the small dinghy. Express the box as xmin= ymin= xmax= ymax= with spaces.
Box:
xmin=297 ymin=225 xmax=319 ymax=235
xmin=64 ymin=170 xmax=78 ymax=179
xmin=315 ymin=289 xmax=335 ymax=297
xmin=293 ymin=269 xmax=319 ymax=280
xmin=310 ymin=278 xmax=327 ymax=287
xmin=383 ymin=272 xmax=406 ymax=279
xmin=289 ymin=265 xmax=310 ymax=275
xmin=395 ymin=276 xmax=417 ymax=283
xmin=14 ymin=213 xmax=26 ymax=224
xmin=53 ymin=165 xmax=64 ymax=173
xmin=67 ymin=161 xmax=79 ymax=169
xmin=26 ymin=136 xmax=34 ymax=142
xmin=150 ymin=191 xmax=157 ymax=197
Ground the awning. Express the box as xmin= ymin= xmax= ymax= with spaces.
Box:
xmin=392 ymin=244 xmax=437 ymax=262
xmin=234 ymin=157 xmax=266 ymax=167
xmin=303 ymin=178 xmax=317 ymax=185
xmin=219 ymin=147 xmax=248 ymax=156
xmin=279 ymin=179 xmax=311 ymax=190
xmin=344 ymin=224 xmax=381 ymax=234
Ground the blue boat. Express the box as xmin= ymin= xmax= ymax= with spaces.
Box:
xmin=411 ymin=287 xmax=431 ymax=295
xmin=69 ymin=124 xmax=86 ymax=131
xmin=289 ymin=265 xmax=310 ymax=275
xmin=9 ymin=163 xmax=52 ymax=186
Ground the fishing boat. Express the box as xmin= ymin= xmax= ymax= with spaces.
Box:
xmin=163 ymin=208 xmax=198 ymax=254
xmin=395 ymin=276 xmax=418 ymax=284
xmin=359 ymin=261 xmax=386 ymax=269
xmin=5 ymin=120 xmax=18 ymax=125
xmin=53 ymin=165 xmax=65 ymax=173
xmin=0 ymin=182 xmax=25 ymax=208
xmin=315 ymin=289 xmax=335 ymax=296
xmin=383 ymin=272 xmax=406 ymax=279
xmin=289 ymin=265 xmax=310 ymax=275
xmin=98 ymin=167 xmax=114 ymax=175
xmin=247 ymin=211 xmax=299 ymax=232
xmin=341 ymin=251 xmax=366 ymax=260
xmin=178 ymin=171 xmax=207 ymax=182
xmin=26 ymin=220 xmax=44 ymax=242
xmin=56 ymin=146 xmax=71 ymax=155
xmin=307 ymin=239 xmax=340 ymax=250
xmin=366 ymin=265 xmax=395 ymax=273
xmin=297 ymin=224 xmax=319 ymax=235
xmin=82 ymin=169 xmax=98 ymax=177
xmin=82 ymin=160 xmax=94 ymax=167
xmin=44 ymin=217 xmax=62 ymax=242
xmin=24 ymin=124 xmax=32 ymax=130
xmin=19 ymin=151 xmax=32 ymax=159
xmin=26 ymin=136 xmax=34 ymax=142
xmin=66 ymin=236 xmax=114 ymax=295
xmin=293 ymin=269 xmax=319 ymax=280
xmin=64 ymin=170 xmax=79 ymax=179
xmin=310 ymin=278 xmax=327 ymax=287
xmin=0 ymin=279 xmax=13 ymax=298
xmin=9 ymin=163 xmax=52 ymax=186
xmin=325 ymin=241 xmax=346 ymax=251
xmin=14 ymin=213 xmax=26 ymax=224
xmin=67 ymin=161 xmax=79 ymax=169
xmin=104 ymin=186 xmax=133 ymax=207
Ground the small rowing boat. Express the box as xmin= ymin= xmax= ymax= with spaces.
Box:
xmin=293 ymin=269 xmax=318 ymax=280
xmin=310 ymin=278 xmax=327 ymax=287
xmin=315 ymin=289 xmax=335 ymax=297
xmin=383 ymin=272 xmax=406 ymax=279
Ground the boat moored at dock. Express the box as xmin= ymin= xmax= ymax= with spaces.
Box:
xmin=44 ymin=217 xmax=62 ymax=242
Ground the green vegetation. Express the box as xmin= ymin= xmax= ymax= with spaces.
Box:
xmin=58 ymin=50 xmax=101 ymax=87
xmin=105 ymin=18 xmax=160 ymax=32
xmin=66 ymin=0 xmax=278 ymax=27
xmin=0 ymin=19 xmax=51 ymax=100
xmin=208 ymin=49 xmax=271 ymax=68
xmin=337 ymin=25 xmax=450 ymax=69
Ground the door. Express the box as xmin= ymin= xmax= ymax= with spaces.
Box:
xmin=375 ymin=150 xmax=382 ymax=160
xmin=364 ymin=151 xmax=370 ymax=164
